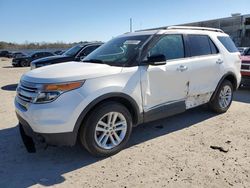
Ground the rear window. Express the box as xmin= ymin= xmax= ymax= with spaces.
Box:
xmin=188 ymin=35 xmax=218 ymax=56
xmin=217 ymin=36 xmax=238 ymax=53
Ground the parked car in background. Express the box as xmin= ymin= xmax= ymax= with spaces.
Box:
xmin=238 ymin=47 xmax=250 ymax=55
xmin=16 ymin=26 xmax=241 ymax=156
xmin=0 ymin=50 xmax=12 ymax=58
xmin=54 ymin=50 xmax=65 ymax=55
xmin=12 ymin=52 xmax=27 ymax=59
xmin=240 ymin=48 xmax=250 ymax=86
xmin=30 ymin=42 xmax=103 ymax=69
xmin=12 ymin=51 xmax=54 ymax=67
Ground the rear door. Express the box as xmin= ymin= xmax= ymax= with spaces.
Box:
xmin=185 ymin=34 xmax=222 ymax=96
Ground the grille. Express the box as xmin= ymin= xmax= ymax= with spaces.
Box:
xmin=16 ymin=81 xmax=38 ymax=103
xmin=241 ymin=62 xmax=250 ymax=71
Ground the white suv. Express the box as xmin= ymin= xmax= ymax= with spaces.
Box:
xmin=15 ymin=26 xmax=241 ymax=156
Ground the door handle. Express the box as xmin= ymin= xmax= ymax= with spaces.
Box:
xmin=177 ymin=65 xmax=188 ymax=72
xmin=216 ymin=59 xmax=223 ymax=64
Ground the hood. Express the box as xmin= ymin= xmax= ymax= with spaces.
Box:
xmin=31 ymin=55 xmax=73 ymax=64
xmin=21 ymin=61 xmax=123 ymax=83
xmin=241 ymin=55 xmax=250 ymax=62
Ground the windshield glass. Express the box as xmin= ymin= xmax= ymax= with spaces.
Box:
xmin=63 ymin=45 xmax=82 ymax=56
xmin=245 ymin=49 xmax=250 ymax=56
xmin=82 ymin=35 xmax=150 ymax=66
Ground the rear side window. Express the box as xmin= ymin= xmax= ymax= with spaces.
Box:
xmin=149 ymin=34 xmax=185 ymax=60
xmin=188 ymin=35 xmax=216 ymax=56
xmin=217 ymin=36 xmax=238 ymax=53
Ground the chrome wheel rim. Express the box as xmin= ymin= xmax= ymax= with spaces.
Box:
xmin=94 ymin=112 xmax=127 ymax=150
xmin=219 ymin=85 xmax=232 ymax=109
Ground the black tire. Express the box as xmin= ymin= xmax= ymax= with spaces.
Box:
xmin=79 ymin=101 xmax=133 ymax=157
xmin=209 ymin=80 xmax=233 ymax=113
xmin=20 ymin=61 xmax=29 ymax=67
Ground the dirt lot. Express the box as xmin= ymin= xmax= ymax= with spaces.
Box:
xmin=0 ymin=58 xmax=250 ymax=188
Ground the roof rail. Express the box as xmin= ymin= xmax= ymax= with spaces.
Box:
xmin=136 ymin=26 xmax=224 ymax=33
xmin=167 ymin=26 xmax=224 ymax=33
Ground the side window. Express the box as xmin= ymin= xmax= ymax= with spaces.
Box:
xmin=32 ymin=53 xmax=38 ymax=58
xmin=149 ymin=35 xmax=185 ymax=60
xmin=44 ymin=52 xmax=52 ymax=56
xmin=188 ymin=35 xmax=212 ymax=56
xmin=80 ymin=46 xmax=99 ymax=57
xmin=37 ymin=53 xmax=43 ymax=57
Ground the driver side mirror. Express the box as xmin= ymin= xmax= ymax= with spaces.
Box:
xmin=147 ymin=54 xmax=166 ymax=66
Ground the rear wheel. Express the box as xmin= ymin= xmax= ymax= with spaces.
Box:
xmin=209 ymin=80 xmax=233 ymax=113
xmin=79 ymin=102 xmax=133 ymax=157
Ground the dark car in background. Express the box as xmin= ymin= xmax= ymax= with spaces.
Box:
xmin=30 ymin=42 xmax=103 ymax=69
xmin=0 ymin=50 xmax=12 ymax=58
xmin=54 ymin=50 xmax=65 ymax=55
xmin=238 ymin=47 xmax=250 ymax=55
xmin=12 ymin=51 xmax=54 ymax=67
xmin=12 ymin=52 xmax=27 ymax=58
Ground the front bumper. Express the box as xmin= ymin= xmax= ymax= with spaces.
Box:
xmin=15 ymin=88 xmax=86 ymax=151
xmin=17 ymin=112 xmax=76 ymax=152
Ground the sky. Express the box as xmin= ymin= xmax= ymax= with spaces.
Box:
xmin=0 ymin=0 xmax=249 ymax=43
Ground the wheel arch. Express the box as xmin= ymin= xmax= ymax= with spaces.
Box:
xmin=72 ymin=92 xmax=143 ymax=144
xmin=210 ymin=71 xmax=238 ymax=101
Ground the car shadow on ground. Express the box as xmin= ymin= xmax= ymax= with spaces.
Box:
xmin=2 ymin=66 xmax=14 ymax=68
xmin=1 ymin=84 xmax=18 ymax=91
xmin=0 ymin=106 xmax=217 ymax=187
xmin=233 ymin=87 xmax=250 ymax=104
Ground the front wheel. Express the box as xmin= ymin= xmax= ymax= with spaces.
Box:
xmin=209 ymin=80 xmax=233 ymax=113
xmin=20 ymin=61 xmax=29 ymax=67
xmin=79 ymin=102 xmax=133 ymax=157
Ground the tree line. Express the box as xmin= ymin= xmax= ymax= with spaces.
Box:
xmin=0 ymin=41 xmax=102 ymax=50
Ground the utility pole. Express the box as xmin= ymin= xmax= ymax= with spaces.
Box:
xmin=130 ymin=18 xmax=133 ymax=32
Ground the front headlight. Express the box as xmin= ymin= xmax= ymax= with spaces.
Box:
xmin=33 ymin=80 xmax=85 ymax=103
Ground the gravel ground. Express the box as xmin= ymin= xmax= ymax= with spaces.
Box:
xmin=0 ymin=58 xmax=250 ymax=188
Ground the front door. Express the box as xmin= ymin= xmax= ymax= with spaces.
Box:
xmin=140 ymin=34 xmax=189 ymax=121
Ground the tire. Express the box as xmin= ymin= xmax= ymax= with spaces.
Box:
xmin=20 ymin=61 xmax=29 ymax=67
xmin=209 ymin=80 xmax=233 ymax=113
xmin=79 ymin=101 xmax=133 ymax=157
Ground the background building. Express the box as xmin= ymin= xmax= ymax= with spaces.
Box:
xmin=145 ymin=14 xmax=250 ymax=47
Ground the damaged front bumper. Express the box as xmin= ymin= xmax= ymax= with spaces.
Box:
xmin=17 ymin=113 xmax=76 ymax=153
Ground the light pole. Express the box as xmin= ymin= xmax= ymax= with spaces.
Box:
xmin=130 ymin=18 xmax=133 ymax=32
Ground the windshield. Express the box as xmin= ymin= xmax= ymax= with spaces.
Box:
xmin=245 ymin=49 xmax=250 ymax=56
xmin=82 ymin=35 xmax=150 ymax=66
xmin=63 ymin=45 xmax=82 ymax=56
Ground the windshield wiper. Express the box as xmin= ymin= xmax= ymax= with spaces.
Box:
xmin=82 ymin=59 xmax=104 ymax=63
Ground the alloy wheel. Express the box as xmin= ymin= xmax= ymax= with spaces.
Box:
xmin=219 ymin=85 xmax=232 ymax=109
xmin=94 ymin=112 xmax=127 ymax=150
